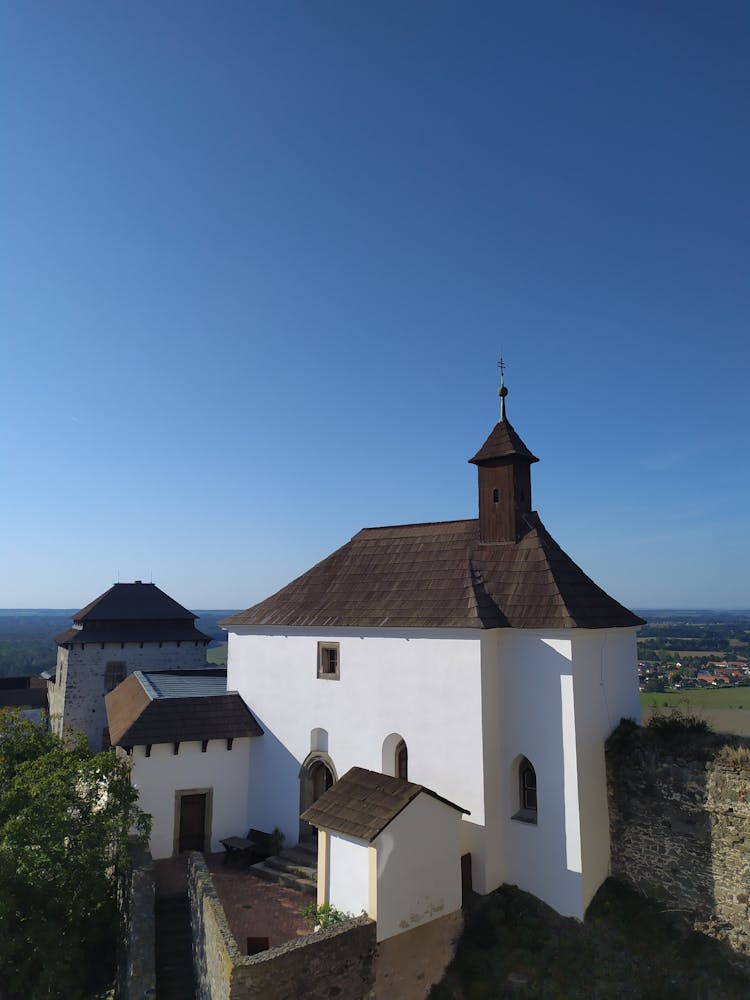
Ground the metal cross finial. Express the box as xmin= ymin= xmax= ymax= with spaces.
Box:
xmin=498 ymin=355 xmax=508 ymax=420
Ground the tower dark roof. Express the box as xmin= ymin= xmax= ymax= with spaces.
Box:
xmin=73 ymin=582 xmax=198 ymax=622
xmin=469 ymin=418 xmax=539 ymax=465
xmin=222 ymin=514 xmax=644 ymax=631
xmin=55 ymin=582 xmax=211 ymax=646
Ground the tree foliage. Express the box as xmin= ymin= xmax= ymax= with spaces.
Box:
xmin=0 ymin=710 xmax=150 ymax=1000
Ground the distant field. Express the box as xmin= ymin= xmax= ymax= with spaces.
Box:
xmin=641 ymin=689 xmax=750 ymax=710
xmin=206 ymin=642 xmax=228 ymax=665
xmin=640 ymin=690 xmax=750 ymax=737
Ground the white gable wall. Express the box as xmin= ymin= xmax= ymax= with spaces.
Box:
xmin=227 ymin=627 xmax=484 ymax=854
xmin=130 ymin=736 xmax=253 ymax=859
xmin=328 ymin=832 xmax=370 ymax=918
xmin=375 ymin=792 xmax=463 ymax=941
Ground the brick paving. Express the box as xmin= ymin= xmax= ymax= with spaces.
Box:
xmin=206 ymin=853 xmax=311 ymax=951
xmin=154 ymin=852 xmax=312 ymax=953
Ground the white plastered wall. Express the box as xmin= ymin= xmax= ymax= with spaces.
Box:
xmin=571 ymin=627 xmax=640 ymax=908
xmin=328 ymin=832 xmax=370 ymax=918
xmin=489 ymin=630 xmax=585 ymax=918
xmin=483 ymin=626 xmax=640 ymax=919
xmin=130 ymin=736 xmax=252 ymax=859
xmin=226 ymin=627 xmax=484 ymax=857
xmin=375 ymin=793 xmax=463 ymax=942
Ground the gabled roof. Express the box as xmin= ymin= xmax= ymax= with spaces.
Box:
xmin=468 ymin=418 xmax=539 ymax=465
xmin=300 ymin=767 xmax=468 ymax=842
xmin=56 ymin=582 xmax=211 ymax=646
xmin=105 ymin=670 xmax=263 ymax=748
xmin=222 ymin=514 xmax=644 ymax=631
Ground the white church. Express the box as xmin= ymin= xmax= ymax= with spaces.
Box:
xmin=60 ymin=384 xmax=643 ymax=938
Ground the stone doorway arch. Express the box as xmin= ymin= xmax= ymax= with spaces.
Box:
xmin=298 ymin=752 xmax=337 ymax=844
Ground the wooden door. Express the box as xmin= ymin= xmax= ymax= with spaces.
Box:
xmin=178 ymin=793 xmax=206 ymax=853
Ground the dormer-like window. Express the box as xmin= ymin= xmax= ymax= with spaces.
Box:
xmin=317 ymin=642 xmax=340 ymax=680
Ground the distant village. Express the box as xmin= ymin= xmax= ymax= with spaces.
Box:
xmin=639 ymin=658 xmax=750 ymax=692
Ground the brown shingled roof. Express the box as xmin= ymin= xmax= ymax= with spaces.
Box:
xmin=222 ymin=513 xmax=643 ymax=631
xmin=300 ymin=767 xmax=468 ymax=842
xmin=105 ymin=672 xmax=263 ymax=747
xmin=468 ymin=418 xmax=539 ymax=465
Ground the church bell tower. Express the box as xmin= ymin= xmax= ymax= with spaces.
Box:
xmin=468 ymin=364 xmax=539 ymax=544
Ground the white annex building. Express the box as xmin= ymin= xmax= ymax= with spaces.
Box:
xmin=104 ymin=387 xmax=643 ymax=935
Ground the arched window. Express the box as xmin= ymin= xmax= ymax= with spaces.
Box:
xmin=395 ymin=739 xmax=408 ymax=780
xmin=516 ymin=756 xmax=537 ymax=823
xmin=382 ymin=733 xmax=408 ymax=779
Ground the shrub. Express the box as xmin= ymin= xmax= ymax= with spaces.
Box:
xmin=646 ymin=706 xmax=711 ymax=738
xmin=716 ymin=744 xmax=750 ymax=771
xmin=302 ymin=901 xmax=350 ymax=930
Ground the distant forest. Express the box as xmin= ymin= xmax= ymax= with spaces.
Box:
xmin=0 ymin=609 xmax=237 ymax=678
xmin=2 ymin=608 xmax=748 ymax=679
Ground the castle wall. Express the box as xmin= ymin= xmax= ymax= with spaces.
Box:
xmin=607 ymin=723 xmax=750 ymax=960
xmin=50 ymin=639 xmax=207 ymax=749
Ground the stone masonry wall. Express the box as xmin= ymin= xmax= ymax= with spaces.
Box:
xmin=607 ymin=722 xmax=750 ymax=959
xmin=118 ymin=840 xmax=156 ymax=1000
xmin=188 ymin=852 xmax=376 ymax=1000
xmin=49 ymin=640 xmax=208 ymax=749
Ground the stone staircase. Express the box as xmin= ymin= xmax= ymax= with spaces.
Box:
xmin=251 ymin=844 xmax=318 ymax=896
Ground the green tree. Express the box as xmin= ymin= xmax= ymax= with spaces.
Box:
xmin=0 ymin=710 xmax=150 ymax=1000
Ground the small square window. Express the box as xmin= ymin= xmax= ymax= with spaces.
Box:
xmin=317 ymin=642 xmax=340 ymax=680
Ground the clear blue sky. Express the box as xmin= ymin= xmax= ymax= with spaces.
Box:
xmin=1 ymin=1 xmax=748 ymax=611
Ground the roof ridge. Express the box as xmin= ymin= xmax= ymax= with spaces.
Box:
xmin=358 ymin=518 xmax=477 ymax=533
xmin=136 ymin=672 xmax=157 ymax=701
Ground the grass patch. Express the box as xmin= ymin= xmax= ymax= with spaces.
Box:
xmin=641 ymin=689 xmax=750 ymax=710
xmin=432 ymin=880 xmax=750 ymax=999
xmin=206 ymin=642 xmax=228 ymax=665
xmin=716 ymin=744 xmax=750 ymax=771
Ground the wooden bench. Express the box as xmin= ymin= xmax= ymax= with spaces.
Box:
xmin=220 ymin=835 xmax=257 ymax=865
xmin=220 ymin=828 xmax=273 ymax=866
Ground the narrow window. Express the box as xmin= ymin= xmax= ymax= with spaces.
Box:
xmin=104 ymin=661 xmax=126 ymax=692
xmin=317 ymin=642 xmax=340 ymax=680
xmin=514 ymin=756 xmax=538 ymax=823
xmin=395 ymin=739 xmax=408 ymax=780
xmin=492 ymin=488 xmax=500 ymax=503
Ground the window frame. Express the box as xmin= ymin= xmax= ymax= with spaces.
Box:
xmin=395 ymin=739 xmax=408 ymax=780
xmin=317 ymin=642 xmax=340 ymax=680
xmin=512 ymin=756 xmax=538 ymax=824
